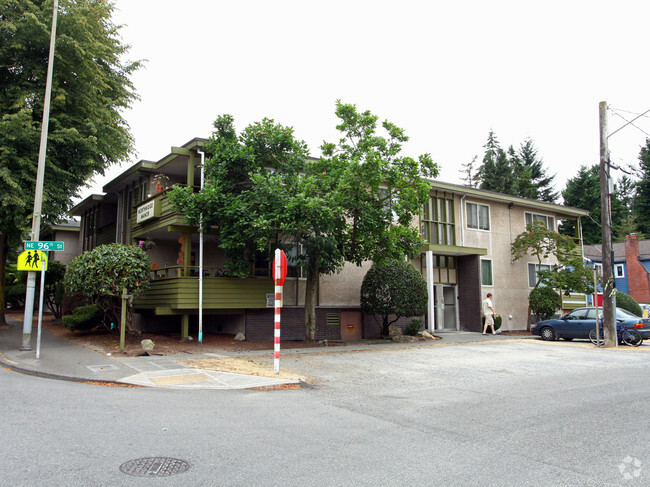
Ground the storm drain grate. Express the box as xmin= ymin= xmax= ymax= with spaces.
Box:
xmin=119 ymin=457 xmax=190 ymax=477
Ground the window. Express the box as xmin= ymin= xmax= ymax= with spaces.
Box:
xmin=594 ymin=263 xmax=603 ymax=276
xmin=466 ymin=202 xmax=490 ymax=230
xmin=481 ymin=259 xmax=493 ymax=286
xmin=525 ymin=212 xmax=555 ymax=231
xmin=528 ymin=263 xmax=552 ymax=287
xmin=614 ymin=264 xmax=625 ymax=278
xmin=286 ymin=244 xmax=306 ymax=278
xmin=421 ymin=197 xmax=455 ymax=245
xmin=253 ymin=251 xmax=270 ymax=277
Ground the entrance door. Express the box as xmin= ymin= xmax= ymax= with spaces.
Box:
xmin=443 ymin=286 xmax=458 ymax=330
xmin=434 ymin=284 xmax=458 ymax=331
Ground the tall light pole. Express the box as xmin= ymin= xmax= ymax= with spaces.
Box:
xmin=21 ymin=0 xmax=59 ymax=350
xmin=599 ymin=101 xmax=616 ymax=347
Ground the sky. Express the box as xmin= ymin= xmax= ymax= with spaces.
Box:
xmin=81 ymin=0 xmax=650 ymax=201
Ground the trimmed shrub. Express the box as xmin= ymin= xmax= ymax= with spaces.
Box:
xmin=405 ymin=317 xmax=424 ymax=336
xmin=62 ymin=304 xmax=103 ymax=331
xmin=616 ymin=291 xmax=642 ymax=316
xmin=482 ymin=314 xmax=502 ymax=332
xmin=529 ymin=286 xmax=562 ymax=321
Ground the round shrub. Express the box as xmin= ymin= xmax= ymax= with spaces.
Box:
xmin=529 ymin=286 xmax=562 ymax=320
xmin=616 ymin=291 xmax=642 ymax=316
xmin=481 ymin=314 xmax=502 ymax=332
xmin=405 ymin=317 xmax=424 ymax=336
xmin=62 ymin=304 xmax=103 ymax=331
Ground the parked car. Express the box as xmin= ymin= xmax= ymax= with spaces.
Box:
xmin=531 ymin=307 xmax=650 ymax=341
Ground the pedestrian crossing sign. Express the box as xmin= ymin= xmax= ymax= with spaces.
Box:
xmin=17 ymin=250 xmax=49 ymax=271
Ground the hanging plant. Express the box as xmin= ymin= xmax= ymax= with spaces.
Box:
xmin=137 ymin=233 xmax=155 ymax=251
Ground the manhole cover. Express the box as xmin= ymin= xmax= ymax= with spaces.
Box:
xmin=119 ymin=457 xmax=190 ymax=477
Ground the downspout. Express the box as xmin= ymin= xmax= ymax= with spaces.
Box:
xmin=460 ymin=194 xmax=466 ymax=246
xmin=197 ymin=148 xmax=205 ymax=344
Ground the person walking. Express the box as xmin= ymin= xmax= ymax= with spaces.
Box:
xmin=482 ymin=292 xmax=497 ymax=335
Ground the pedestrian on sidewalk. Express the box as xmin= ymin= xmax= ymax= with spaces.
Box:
xmin=482 ymin=293 xmax=497 ymax=335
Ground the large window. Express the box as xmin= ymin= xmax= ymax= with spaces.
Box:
xmin=525 ymin=212 xmax=555 ymax=231
xmin=528 ymin=263 xmax=552 ymax=287
xmin=467 ymin=202 xmax=490 ymax=231
xmin=286 ymin=244 xmax=306 ymax=278
xmin=421 ymin=197 xmax=455 ymax=245
xmin=481 ymin=259 xmax=493 ymax=286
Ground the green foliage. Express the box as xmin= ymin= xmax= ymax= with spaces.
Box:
xmin=478 ymin=131 xmax=515 ymax=195
xmin=64 ymin=244 xmax=150 ymax=331
xmin=482 ymin=314 xmax=502 ymax=331
xmin=360 ymin=259 xmax=428 ymax=337
xmin=529 ymin=287 xmax=562 ymax=320
xmin=405 ymin=317 xmax=425 ymax=336
xmin=62 ymin=304 xmax=103 ymax=331
xmin=0 ymin=0 xmax=140 ymax=321
xmin=169 ymin=102 xmax=438 ymax=340
xmin=559 ymin=165 xmax=632 ymax=243
xmin=633 ymin=139 xmax=650 ymax=237
xmin=616 ymin=291 xmax=642 ymax=317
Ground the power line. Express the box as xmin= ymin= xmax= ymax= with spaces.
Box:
xmin=608 ymin=107 xmax=650 ymax=138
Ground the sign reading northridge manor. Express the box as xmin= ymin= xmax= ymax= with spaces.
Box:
xmin=136 ymin=199 xmax=162 ymax=223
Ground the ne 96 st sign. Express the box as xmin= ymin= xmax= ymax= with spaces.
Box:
xmin=25 ymin=240 xmax=64 ymax=252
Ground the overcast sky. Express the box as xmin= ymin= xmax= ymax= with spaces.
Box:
xmin=81 ymin=0 xmax=650 ymax=201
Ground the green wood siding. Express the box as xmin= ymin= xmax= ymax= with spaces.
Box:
xmin=134 ymin=277 xmax=273 ymax=311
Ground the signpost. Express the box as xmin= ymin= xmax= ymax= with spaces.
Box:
xmin=272 ymin=249 xmax=287 ymax=374
xmin=19 ymin=241 xmax=62 ymax=357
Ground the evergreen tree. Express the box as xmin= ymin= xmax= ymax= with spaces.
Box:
xmin=509 ymin=145 xmax=535 ymax=199
xmin=633 ymin=139 xmax=650 ymax=237
xmin=560 ymin=165 xmax=630 ymax=244
xmin=478 ymin=131 xmax=516 ymax=194
xmin=517 ymin=139 xmax=558 ymax=203
xmin=0 ymin=0 xmax=140 ymax=324
xmin=459 ymin=155 xmax=479 ymax=187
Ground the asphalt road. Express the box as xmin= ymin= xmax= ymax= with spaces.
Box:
xmin=1 ymin=339 xmax=649 ymax=486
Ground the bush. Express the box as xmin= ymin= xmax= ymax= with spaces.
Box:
xmin=529 ymin=287 xmax=562 ymax=320
xmin=482 ymin=314 xmax=502 ymax=332
xmin=360 ymin=259 xmax=428 ymax=337
xmin=405 ymin=317 xmax=424 ymax=336
xmin=616 ymin=291 xmax=642 ymax=316
xmin=62 ymin=304 xmax=103 ymax=331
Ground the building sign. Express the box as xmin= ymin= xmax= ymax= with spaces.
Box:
xmin=136 ymin=199 xmax=162 ymax=223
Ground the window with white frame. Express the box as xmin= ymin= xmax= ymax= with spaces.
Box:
xmin=594 ymin=263 xmax=603 ymax=276
xmin=286 ymin=244 xmax=306 ymax=278
xmin=481 ymin=259 xmax=493 ymax=286
xmin=525 ymin=212 xmax=555 ymax=231
xmin=614 ymin=264 xmax=625 ymax=278
xmin=467 ymin=202 xmax=490 ymax=231
xmin=528 ymin=263 xmax=552 ymax=287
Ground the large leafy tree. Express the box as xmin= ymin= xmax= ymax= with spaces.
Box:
xmin=633 ymin=139 xmax=650 ymax=237
xmin=512 ymin=221 xmax=594 ymax=330
xmin=559 ymin=165 xmax=630 ymax=243
xmin=170 ymin=102 xmax=438 ymax=340
xmin=0 ymin=0 xmax=140 ymax=324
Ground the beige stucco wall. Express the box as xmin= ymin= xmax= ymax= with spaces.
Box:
xmin=319 ymin=261 xmax=371 ymax=307
xmin=461 ymin=195 xmax=564 ymax=330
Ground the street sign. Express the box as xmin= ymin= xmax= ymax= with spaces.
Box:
xmin=17 ymin=250 xmax=48 ymax=271
xmin=25 ymin=240 xmax=64 ymax=252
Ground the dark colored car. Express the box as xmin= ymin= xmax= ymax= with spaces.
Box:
xmin=531 ymin=307 xmax=650 ymax=341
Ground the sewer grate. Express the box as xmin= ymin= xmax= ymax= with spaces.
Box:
xmin=119 ymin=457 xmax=190 ymax=477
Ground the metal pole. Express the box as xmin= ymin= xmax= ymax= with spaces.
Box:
xmin=197 ymin=149 xmax=205 ymax=344
xmin=599 ymin=101 xmax=616 ymax=347
xmin=22 ymin=0 xmax=59 ymax=351
xmin=274 ymin=248 xmax=282 ymax=374
xmin=35 ymin=252 xmax=47 ymax=359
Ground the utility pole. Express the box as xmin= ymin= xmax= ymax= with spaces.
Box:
xmin=599 ymin=101 xmax=616 ymax=347
xmin=21 ymin=1 xmax=59 ymax=350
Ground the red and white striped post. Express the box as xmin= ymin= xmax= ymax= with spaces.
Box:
xmin=272 ymin=249 xmax=287 ymax=375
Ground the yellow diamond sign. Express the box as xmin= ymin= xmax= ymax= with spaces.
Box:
xmin=17 ymin=250 xmax=48 ymax=271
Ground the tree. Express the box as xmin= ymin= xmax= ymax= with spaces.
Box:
xmin=516 ymin=139 xmax=558 ymax=203
xmin=633 ymin=139 xmax=650 ymax=237
xmin=560 ymin=165 xmax=631 ymax=243
xmin=459 ymin=155 xmax=479 ymax=187
xmin=477 ymin=131 xmax=516 ymax=194
xmin=0 ymin=0 xmax=140 ymax=324
xmin=169 ymin=102 xmax=438 ymax=341
xmin=511 ymin=221 xmax=593 ymax=330
xmin=64 ymin=244 xmax=151 ymax=332
xmin=360 ymin=259 xmax=428 ymax=337
xmin=529 ymin=286 xmax=562 ymax=321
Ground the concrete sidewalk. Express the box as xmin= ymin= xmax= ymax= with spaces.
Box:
xmin=0 ymin=316 xmax=533 ymax=390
